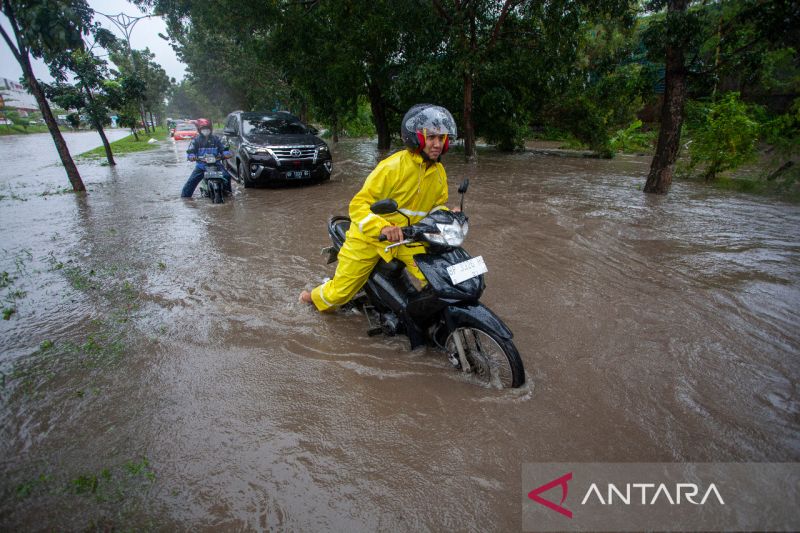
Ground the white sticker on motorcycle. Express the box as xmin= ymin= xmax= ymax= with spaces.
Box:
xmin=447 ymin=256 xmax=488 ymax=285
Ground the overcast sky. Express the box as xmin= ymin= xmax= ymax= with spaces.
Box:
xmin=1 ymin=0 xmax=186 ymax=83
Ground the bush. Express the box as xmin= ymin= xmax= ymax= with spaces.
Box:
xmin=686 ymin=92 xmax=760 ymax=181
xmin=609 ymin=119 xmax=657 ymax=153
xmin=338 ymin=96 xmax=376 ymax=138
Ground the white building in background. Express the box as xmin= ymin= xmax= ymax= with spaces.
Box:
xmin=1 ymin=77 xmax=39 ymax=114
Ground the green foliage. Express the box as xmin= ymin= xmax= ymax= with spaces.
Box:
xmin=0 ymin=0 xmax=93 ymax=60
xmin=542 ymin=15 xmax=647 ymax=157
xmin=0 ymin=107 xmax=33 ymax=129
xmin=761 ymin=98 xmax=800 ymax=159
xmin=610 ymin=119 xmax=657 ymax=153
xmin=558 ymin=96 xmax=615 ymax=157
xmin=108 ymin=46 xmax=171 ymax=125
xmin=687 ymin=92 xmax=761 ymax=181
xmin=338 ymin=96 xmax=376 ymax=138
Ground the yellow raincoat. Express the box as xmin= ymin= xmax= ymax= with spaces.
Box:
xmin=311 ymin=149 xmax=449 ymax=311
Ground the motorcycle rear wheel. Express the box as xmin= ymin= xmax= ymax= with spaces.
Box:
xmin=444 ymin=327 xmax=525 ymax=388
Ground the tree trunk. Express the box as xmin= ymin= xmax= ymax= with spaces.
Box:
xmin=96 ymin=123 xmax=115 ymax=165
xmin=643 ymin=0 xmax=690 ymax=194
xmin=84 ymin=87 xmax=115 ymax=166
xmin=30 ymin=79 xmax=85 ymax=191
xmin=332 ymin=114 xmax=339 ymax=143
xmin=462 ymin=9 xmax=478 ymax=161
xmin=149 ymin=110 xmax=155 ymax=130
xmin=0 ymin=17 xmax=85 ymax=191
xmin=139 ymin=104 xmax=149 ymax=134
xmin=462 ymin=72 xmax=476 ymax=160
xmin=367 ymin=80 xmax=390 ymax=149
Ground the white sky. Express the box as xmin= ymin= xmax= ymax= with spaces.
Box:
xmin=0 ymin=0 xmax=186 ymax=83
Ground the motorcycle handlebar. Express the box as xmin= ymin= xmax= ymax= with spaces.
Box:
xmin=378 ymin=226 xmax=414 ymax=243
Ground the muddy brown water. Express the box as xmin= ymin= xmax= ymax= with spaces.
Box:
xmin=1 ymin=133 xmax=798 ymax=530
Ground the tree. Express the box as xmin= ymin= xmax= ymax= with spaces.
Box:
xmin=46 ymin=29 xmax=121 ymax=165
xmin=104 ymin=74 xmax=146 ymax=140
xmin=687 ymin=92 xmax=760 ymax=181
xmin=0 ymin=0 xmax=93 ymax=191
xmin=268 ymin=0 xmax=396 ymax=146
xmin=107 ymin=41 xmax=170 ymax=133
xmin=428 ymin=0 xmax=524 ymax=159
xmin=147 ymin=0 xmax=288 ymax=115
xmin=642 ymin=0 xmax=800 ymax=194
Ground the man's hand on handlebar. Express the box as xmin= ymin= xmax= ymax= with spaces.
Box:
xmin=380 ymin=225 xmax=404 ymax=243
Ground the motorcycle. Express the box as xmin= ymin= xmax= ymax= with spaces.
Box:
xmin=196 ymin=153 xmax=229 ymax=204
xmin=322 ymin=179 xmax=526 ymax=388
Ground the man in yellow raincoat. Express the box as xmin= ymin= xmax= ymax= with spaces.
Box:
xmin=300 ymin=104 xmax=458 ymax=311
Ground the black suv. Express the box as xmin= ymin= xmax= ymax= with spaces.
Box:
xmin=222 ymin=111 xmax=332 ymax=188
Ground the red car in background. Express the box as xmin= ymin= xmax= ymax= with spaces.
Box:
xmin=172 ymin=121 xmax=198 ymax=140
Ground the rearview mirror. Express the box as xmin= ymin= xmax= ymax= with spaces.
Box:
xmin=458 ymin=178 xmax=470 ymax=194
xmin=370 ymin=199 xmax=398 ymax=215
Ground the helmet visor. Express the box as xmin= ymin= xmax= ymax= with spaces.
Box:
xmin=405 ymin=105 xmax=457 ymax=138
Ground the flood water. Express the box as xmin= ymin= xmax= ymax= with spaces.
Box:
xmin=1 ymin=133 xmax=798 ymax=530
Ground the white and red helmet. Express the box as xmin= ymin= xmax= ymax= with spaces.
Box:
xmin=401 ymin=104 xmax=457 ymax=155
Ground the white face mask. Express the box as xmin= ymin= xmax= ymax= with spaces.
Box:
xmin=201 ymin=128 xmax=211 ymax=136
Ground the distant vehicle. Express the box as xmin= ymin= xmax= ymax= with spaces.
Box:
xmin=172 ymin=121 xmax=198 ymax=140
xmin=222 ymin=110 xmax=332 ymax=188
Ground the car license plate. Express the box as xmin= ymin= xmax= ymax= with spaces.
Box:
xmin=286 ymin=170 xmax=310 ymax=179
xmin=447 ymin=256 xmax=488 ymax=285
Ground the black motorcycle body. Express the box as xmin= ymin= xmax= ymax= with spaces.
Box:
xmin=323 ymin=183 xmax=525 ymax=388
xmin=197 ymin=154 xmax=228 ymax=204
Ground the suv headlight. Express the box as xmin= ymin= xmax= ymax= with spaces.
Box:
xmin=317 ymin=144 xmax=329 ymax=154
xmin=243 ymin=142 xmax=269 ymax=155
xmin=425 ymin=220 xmax=469 ymax=246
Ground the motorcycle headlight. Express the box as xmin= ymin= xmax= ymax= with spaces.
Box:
xmin=424 ymin=220 xmax=469 ymax=246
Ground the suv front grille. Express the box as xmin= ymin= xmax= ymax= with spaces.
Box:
xmin=269 ymin=146 xmax=317 ymax=164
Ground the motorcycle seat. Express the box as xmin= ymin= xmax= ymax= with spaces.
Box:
xmin=330 ymin=216 xmax=405 ymax=277
xmin=375 ymin=258 xmax=406 ymax=277
xmin=332 ymin=218 xmax=350 ymax=242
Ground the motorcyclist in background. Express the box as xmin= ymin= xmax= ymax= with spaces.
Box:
xmin=181 ymin=118 xmax=233 ymax=198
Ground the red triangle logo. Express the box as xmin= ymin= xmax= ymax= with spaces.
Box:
xmin=527 ymin=472 xmax=573 ymax=518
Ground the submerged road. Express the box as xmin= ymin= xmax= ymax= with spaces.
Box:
xmin=1 ymin=135 xmax=798 ymax=529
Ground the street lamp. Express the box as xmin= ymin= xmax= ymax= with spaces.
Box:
xmin=95 ymin=11 xmax=153 ymax=132
xmin=95 ymin=12 xmax=152 ymax=51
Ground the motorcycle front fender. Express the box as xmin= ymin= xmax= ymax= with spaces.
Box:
xmin=444 ymin=303 xmax=514 ymax=341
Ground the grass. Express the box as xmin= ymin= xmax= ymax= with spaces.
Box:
xmin=675 ymin=149 xmax=800 ymax=201
xmin=691 ymin=174 xmax=800 ymax=202
xmin=0 ymin=124 xmax=50 ymax=135
xmin=77 ymin=126 xmax=168 ymax=159
xmin=13 ymin=456 xmax=156 ymax=503
xmin=1 ymin=254 xmax=144 ymax=396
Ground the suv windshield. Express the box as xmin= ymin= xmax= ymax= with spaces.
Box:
xmin=243 ymin=116 xmax=308 ymax=136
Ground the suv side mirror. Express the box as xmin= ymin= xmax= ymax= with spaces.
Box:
xmin=223 ymin=128 xmax=235 ymax=136
xmin=309 ymin=126 xmax=319 ymax=135
xmin=370 ymin=199 xmax=398 ymax=215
